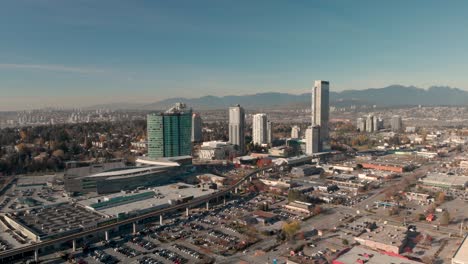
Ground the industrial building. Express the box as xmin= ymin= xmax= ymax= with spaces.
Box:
xmin=419 ymin=173 xmax=468 ymax=190
xmin=354 ymin=224 xmax=409 ymax=254
xmin=360 ymin=162 xmax=411 ymax=173
xmin=283 ymin=201 xmax=314 ymax=214
xmin=290 ymin=164 xmax=322 ymax=177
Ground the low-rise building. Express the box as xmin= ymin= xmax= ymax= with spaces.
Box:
xmin=283 ymin=201 xmax=313 ymax=214
xmin=290 ymin=165 xmax=321 ymax=177
xmin=354 ymin=225 xmax=409 ymax=254
xmin=333 ymin=246 xmax=421 ymax=264
xmin=419 ymin=173 xmax=468 ymax=190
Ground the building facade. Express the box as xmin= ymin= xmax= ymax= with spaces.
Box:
xmin=357 ymin=117 xmax=366 ymax=132
xmin=229 ymin=105 xmax=246 ymax=154
xmin=311 ymin=80 xmax=330 ymax=151
xmin=366 ymin=115 xmax=374 ymax=132
xmin=305 ymin=125 xmax=320 ymax=155
xmin=191 ymin=113 xmax=203 ymax=142
xmin=391 ymin=115 xmax=403 ymax=132
xmin=147 ymin=103 xmax=192 ymax=159
xmin=252 ymin=113 xmax=268 ymax=145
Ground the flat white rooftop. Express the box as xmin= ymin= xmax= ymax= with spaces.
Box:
xmin=78 ymin=183 xmax=216 ymax=217
xmin=85 ymin=165 xmax=173 ymax=178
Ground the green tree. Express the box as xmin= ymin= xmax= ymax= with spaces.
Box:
xmin=439 ymin=211 xmax=450 ymax=225
xmin=282 ymin=221 xmax=301 ymax=240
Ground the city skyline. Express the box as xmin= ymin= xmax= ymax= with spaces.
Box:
xmin=1 ymin=1 xmax=468 ymax=110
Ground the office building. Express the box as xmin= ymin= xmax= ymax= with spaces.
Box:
xmin=252 ymin=113 xmax=268 ymax=145
xmin=311 ymin=80 xmax=330 ymax=150
xmin=366 ymin=115 xmax=374 ymax=133
xmin=291 ymin=125 xmax=301 ymax=138
xmin=357 ymin=118 xmax=366 ymax=132
xmin=391 ymin=115 xmax=403 ymax=132
xmin=305 ymin=126 xmax=320 ymax=155
xmin=191 ymin=113 xmax=203 ymax=142
xmin=229 ymin=105 xmax=246 ymax=154
xmin=147 ymin=103 xmax=192 ymax=159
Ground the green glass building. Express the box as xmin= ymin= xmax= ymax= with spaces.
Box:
xmin=147 ymin=103 xmax=192 ymax=159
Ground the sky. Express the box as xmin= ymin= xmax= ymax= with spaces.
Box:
xmin=1 ymin=0 xmax=468 ymax=110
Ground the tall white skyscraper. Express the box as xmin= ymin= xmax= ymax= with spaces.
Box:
xmin=311 ymin=80 xmax=330 ymax=151
xmin=291 ymin=125 xmax=301 ymax=138
xmin=191 ymin=113 xmax=203 ymax=142
xmin=229 ymin=105 xmax=245 ymax=154
xmin=305 ymin=126 xmax=320 ymax=155
xmin=252 ymin=113 xmax=268 ymax=145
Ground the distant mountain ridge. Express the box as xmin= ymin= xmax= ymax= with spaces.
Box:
xmin=87 ymin=85 xmax=468 ymax=110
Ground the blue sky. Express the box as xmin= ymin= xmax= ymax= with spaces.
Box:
xmin=1 ymin=0 xmax=468 ymax=110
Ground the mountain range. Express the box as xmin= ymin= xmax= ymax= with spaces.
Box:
xmin=88 ymin=85 xmax=468 ymax=110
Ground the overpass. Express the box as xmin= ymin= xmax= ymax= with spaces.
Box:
xmin=0 ymin=167 xmax=269 ymax=262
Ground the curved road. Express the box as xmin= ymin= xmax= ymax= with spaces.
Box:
xmin=0 ymin=167 xmax=269 ymax=261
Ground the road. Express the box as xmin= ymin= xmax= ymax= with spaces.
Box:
xmin=0 ymin=167 xmax=269 ymax=261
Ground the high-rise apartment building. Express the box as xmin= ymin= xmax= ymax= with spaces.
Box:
xmin=366 ymin=115 xmax=374 ymax=133
xmin=357 ymin=118 xmax=366 ymax=132
xmin=291 ymin=125 xmax=301 ymax=138
xmin=229 ymin=105 xmax=245 ymax=154
xmin=373 ymin=115 xmax=379 ymax=132
xmin=147 ymin=103 xmax=192 ymax=159
xmin=311 ymin=80 xmax=330 ymax=151
xmin=191 ymin=113 xmax=203 ymax=142
xmin=252 ymin=113 xmax=268 ymax=145
xmin=391 ymin=115 xmax=402 ymax=132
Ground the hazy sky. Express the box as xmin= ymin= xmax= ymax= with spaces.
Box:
xmin=1 ymin=0 xmax=468 ymax=110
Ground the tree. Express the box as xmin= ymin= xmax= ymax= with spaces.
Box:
xmin=436 ymin=192 xmax=446 ymax=204
xmin=439 ymin=211 xmax=450 ymax=225
xmin=313 ymin=205 xmax=322 ymax=216
xmin=342 ymin=239 xmax=349 ymax=245
xmin=282 ymin=221 xmax=301 ymax=240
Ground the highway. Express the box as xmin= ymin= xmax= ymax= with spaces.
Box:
xmin=0 ymin=167 xmax=268 ymax=261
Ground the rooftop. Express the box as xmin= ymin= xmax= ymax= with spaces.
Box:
xmin=333 ymin=246 xmax=421 ymax=264
xmin=453 ymin=234 xmax=468 ymax=263
xmin=78 ymin=183 xmax=216 ymax=217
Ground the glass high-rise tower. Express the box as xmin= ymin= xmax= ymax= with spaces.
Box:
xmin=147 ymin=103 xmax=192 ymax=159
